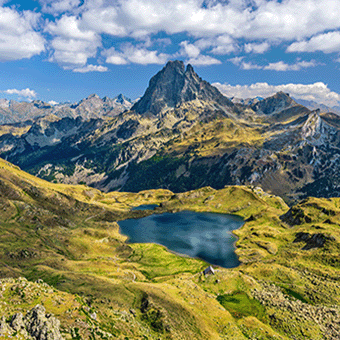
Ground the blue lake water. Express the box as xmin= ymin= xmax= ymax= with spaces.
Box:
xmin=131 ymin=204 xmax=159 ymax=211
xmin=118 ymin=211 xmax=243 ymax=268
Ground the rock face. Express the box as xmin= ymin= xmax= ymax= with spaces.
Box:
xmin=131 ymin=60 xmax=234 ymax=115
xmin=0 ymin=305 xmax=63 ymax=340
xmin=293 ymin=232 xmax=335 ymax=250
xmin=251 ymin=91 xmax=296 ymax=115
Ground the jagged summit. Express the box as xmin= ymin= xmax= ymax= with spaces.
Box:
xmin=131 ymin=60 xmax=234 ymax=114
xmin=114 ymin=93 xmax=132 ymax=105
xmin=251 ymin=91 xmax=298 ymax=115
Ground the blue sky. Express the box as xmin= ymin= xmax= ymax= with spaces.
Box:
xmin=1 ymin=0 xmax=340 ymax=106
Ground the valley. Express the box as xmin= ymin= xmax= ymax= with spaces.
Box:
xmin=0 ymin=156 xmax=340 ymax=339
xmin=0 ymin=61 xmax=340 ymax=339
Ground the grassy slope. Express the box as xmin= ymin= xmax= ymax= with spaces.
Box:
xmin=0 ymin=158 xmax=340 ymax=339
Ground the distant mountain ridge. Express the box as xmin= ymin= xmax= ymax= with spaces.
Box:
xmin=293 ymin=97 xmax=340 ymax=115
xmin=1 ymin=61 xmax=340 ymax=202
xmin=0 ymin=93 xmax=133 ymax=124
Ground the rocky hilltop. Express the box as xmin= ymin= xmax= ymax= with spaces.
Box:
xmin=132 ymin=60 xmax=235 ymax=114
xmin=0 ymin=61 xmax=340 ymax=202
xmin=0 ymin=303 xmax=63 ymax=340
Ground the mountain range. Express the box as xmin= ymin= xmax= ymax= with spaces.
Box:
xmin=1 ymin=60 xmax=340 ymax=203
xmin=0 ymin=93 xmax=133 ymax=124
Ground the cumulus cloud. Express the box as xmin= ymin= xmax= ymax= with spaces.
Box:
xmin=3 ymin=0 xmax=340 ymax=70
xmin=4 ymin=88 xmax=37 ymax=99
xmin=103 ymin=44 xmax=169 ymax=65
xmin=241 ymin=61 xmax=262 ymax=70
xmin=39 ymin=0 xmax=82 ymax=14
xmin=73 ymin=64 xmax=108 ymax=73
xmin=77 ymin=0 xmax=340 ymax=42
xmin=263 ymin=60 xmax=317 ymax=71
xmin=0 ymin=7 xmax=45 ymax=61
xmin=187 ymin=55 xmax=221 ymax=66
xmin=46 ymin=15 xmax=101 ymax=67
xmin=213 ymin=81 xmax=340 ymax=107
xmin=177 ymin=40 xmax=221 ymax=65
xmin=244 ymin=42 xmax=270 ymax=54
xmin=48 ymin=100 xmax=59 ymax=105
xmin=194 ymin=35 xmax=238 ymax=55
xmin=287 ymin=31 xmax=340 ymax=53
xmin=229 ymin=57 xmax=317 ymax=71
xmin=180 ymin=41 xmax=200 ymax=59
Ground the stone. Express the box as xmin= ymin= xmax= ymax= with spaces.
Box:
xmin=25 ymin=304 xmax=63 ymax=340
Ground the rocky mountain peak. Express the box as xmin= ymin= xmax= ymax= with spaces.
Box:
xmin=251 ymin=91 xmax=297 ymax=115
xmin=86 ymin=93 xmax=100 ymax=100
xmin=114 ymin=93 xmax=131 ymax=105
xmin=131 ymin=60 xmax=234 ymax=115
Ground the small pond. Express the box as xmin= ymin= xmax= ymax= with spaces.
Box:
xmin=131 ymin=204 xmax=159 ymax=211
xmin=118 ymin=210 xmax=243 ymax=268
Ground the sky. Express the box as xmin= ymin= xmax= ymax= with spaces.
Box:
xmin=1 ymin=0 xmax=340 ymax=106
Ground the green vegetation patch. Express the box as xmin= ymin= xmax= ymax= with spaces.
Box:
xmin=128 ymin=243 xmax=206 ymax=280
xmin=281 ymin=287 xmax=310 ymax=304
xmin=217 ymin=291 xmax=267 ymax=322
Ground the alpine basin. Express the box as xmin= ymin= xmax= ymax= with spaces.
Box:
xmin=118 ymin=210 xmax=243 ymax=268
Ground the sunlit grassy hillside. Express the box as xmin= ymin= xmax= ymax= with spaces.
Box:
xmin=0 ymin=157 xmax=339 ymax=339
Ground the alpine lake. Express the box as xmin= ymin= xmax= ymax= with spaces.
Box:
xmin=118 ymin=208 xmax=244 ymax=268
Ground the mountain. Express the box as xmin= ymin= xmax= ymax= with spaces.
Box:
xmin=131 ymin=60 xmax=235 ymax=115
xmin=1 ymin=61 xmax=340 ymax=202
xmin=294 ymin=97 xmax=340 ymax=115
xmin=0 ymin=94 xmax=133 ymax=124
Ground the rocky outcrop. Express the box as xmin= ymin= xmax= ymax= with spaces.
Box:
xmin=280 ymin=207 xmax=312 ymax=226
xmin=0 ymin=305 xmax=63 ymax=340
xmin=131 ymin=60 xmax=235 ymax=115
xmin=252 ymin=283 xmax=340 ymax=340
xmin=293 ymin=232 xmax=335 ymax=250
xmin=251 ymin=91 xmax=298 ymax=115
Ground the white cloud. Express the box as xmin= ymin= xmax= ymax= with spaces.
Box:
xmin=213 ymin=81 xmax=340 ymax=107
xmin=178 ymin=40 xmax=222 ymax=66
xmin=195 ymin=35 xmax=238 ymax=55
xmin=105 ymin=53 xmax=128 ymax=65
xmin=287 ymin=31 xmax=340 ymax=53
xmin=39 ymin=0 xmax=81 ymax=14
xmin=241 ymin=61 xmax=262 ymax=70
xmin=229 ymin=56 xmax=244 ymax=66
xmin=229 ymin=58 xmax=317 ymax=71
xmin=73 ymin=64 xmax=108 ymax=73
xmin=0 ymin=7 xmax=45 ymax=61
xmin=36 ymin=0 xmax=340 ymax=70
xmin=3 ymin=0 xmax=340 ymax=71
xmin=187 ymin=55 xmax=221 ymax=66
xmin=244 ymin=42 xmax=270 ymax=54
xmin=180 ymin=41 xmax=200 ymax=59
xmin=230 ymin=56 xmax=262 ymax=69
xmin=46 ymin=15 xmax=101 ymax=67
xmin=4 ymin=88 xmax=37 ymax=99
xmin=77 ymin=0 xmax=340 ymax=42
xmin=263 ymin=60 xmax=317 ymax=71
xmin=48 ymin=100 xmax=59 ymax=105
xmin=103 ymin=44 xmax=169 ymax=65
